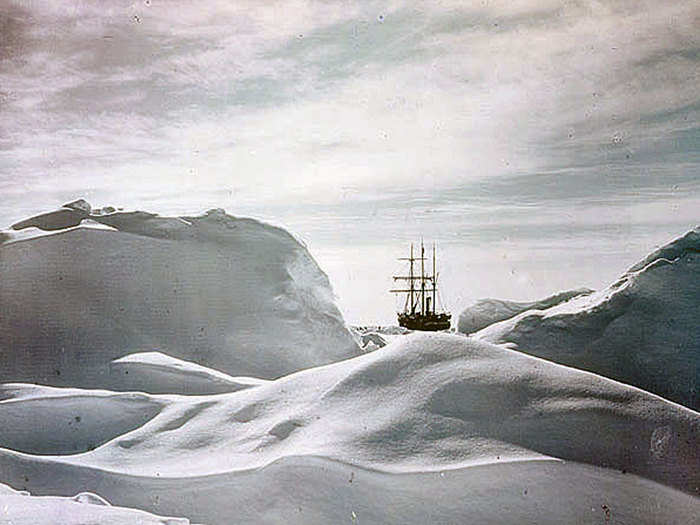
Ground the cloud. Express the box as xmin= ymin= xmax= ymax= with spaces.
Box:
xmin=0 ymin=0 xmax=697 ymax=215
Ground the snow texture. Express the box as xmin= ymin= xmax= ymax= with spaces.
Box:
xmin=110 ymin=352 xmax=269 ymax=395
xmin=0 ymin=203 xmax=360 ymax=387
xmin=475 ymin=227 xmax=700 ymax=410
xmin=0 ymin=482 xmax=192 ymax=524
xmin=1 ymin=206 xmax=698 ymax=524
xmin=457 ymin=288 xmax=594 ymax=334
xmin=0 ymin=334 xmax=697 ymax=524
xmin=0 ymin=383 xmax=166 ymax=455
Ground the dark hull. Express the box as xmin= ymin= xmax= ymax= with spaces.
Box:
xmin=398 ymin=312 xmax=452 ymax=331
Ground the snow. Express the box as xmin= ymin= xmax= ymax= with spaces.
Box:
xmin=110 ymin=352 xmax=269 ymax=395
xmin=457 ymin=288 xmax=593 ymax=334
xmin=0 ymin=482 xmax=193 ymax=524
xmin=359 ymin=332 xmax=387 ymax=349
xmin=10 ymin=207 xmax=89 ymax=232
xmin=352 ymin=325 xmax=411 ymax=347
xmin=475 ymin=226 xmax=700 ymax=410
xmin=1 ymin=457 xmax=697 ymax=525
xmin=0 ymin=203 xmax=360 ymax=387
xmin=0 ymin=334 xmax=697 ymax=523
xmin=0 ymin=384 xmax=166 ymax=455
xmin=1 ymin=205 xmax=697 ymax=524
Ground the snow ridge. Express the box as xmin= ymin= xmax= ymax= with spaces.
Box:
xmin=475 ymin=226 xmax=700 ymax=409
xmin=0 ymin=201 xmax=360 ymax=388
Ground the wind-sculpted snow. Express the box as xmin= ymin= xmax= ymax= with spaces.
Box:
xmin=0 ymin=384 xmax=166 ymax=454
xmin=2 ymin=209 xmax=698 ymax=523
xmin=0 ymin=482 xmax=193 ymax=524
xmin=476 ymin=227 xmax=700 ymax=410
xmin=82 ymin=334 xmax=699 ymax=488
xmin=0 ymin=334 xmax=697 ymax=523
xmin=110 ymin=352 xmax=269 ymax=395
xmin=457 ymin=288 xmax=593 ymax=334
xmin=0 ymin=202 xmax=360 ymax=387
xmin=0 ymin=455 xmax=697 ymax=525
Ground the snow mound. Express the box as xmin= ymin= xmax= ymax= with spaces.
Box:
xmin=358 ymin=332 xmax=387 ymax=349
xmin=0 ymin=202 xmax=360 ymax=387
xmin=1 ymin=457 xmax=697 ymax=525
xmin=71 ymin=492 xmax=110 ymax=505
xmin=458 ymin=288 xmax=594 ymax=334
xmin=110 ymin=352 xmax=269 ymax=395
xmin=0 ymin=334 xmax=697 ymax=523
xmin=476 ymin=227 xmax=700 ymax=410
xmin=0 ymin=383 xmax=166 ymax=454
xmin=352 ymin=325 xmax=411 ymax=348
xmin=2 ymin=334 xmax=694 ymax=489
xmin=0 ymin=483 xmax=192 ymax=524
xmin=10 ymin=206 xmax=89 ymax=232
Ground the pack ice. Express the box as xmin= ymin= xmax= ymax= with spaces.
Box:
xmin=0 ymin=204 xmax=697 ymax=524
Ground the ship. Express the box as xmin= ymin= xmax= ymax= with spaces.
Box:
xmin=391 ymin=241 xmax=452 ymax=331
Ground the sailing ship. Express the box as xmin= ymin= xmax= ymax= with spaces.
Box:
xmin=391 ymin=241 xmax=451 ymax=331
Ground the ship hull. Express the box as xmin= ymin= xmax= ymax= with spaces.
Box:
xmin=398 ymin=312 xmax=452 ymax=331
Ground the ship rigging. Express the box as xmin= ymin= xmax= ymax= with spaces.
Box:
xmin=391 ymin=241 xmax=451 ymax=331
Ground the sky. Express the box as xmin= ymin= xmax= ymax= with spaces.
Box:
xmin=1 ymin=0 xmax=698 ymax=324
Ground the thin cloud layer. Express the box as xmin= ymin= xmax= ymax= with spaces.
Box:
xmin=0 ymin=0 xmax=698 ymax=210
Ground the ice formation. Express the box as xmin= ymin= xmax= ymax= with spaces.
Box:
xmin=457 ymin=288 xmax=593 ymax=334
xmin=0 ymin=335 xmax=697 ymax=524
xmin=1 ymin=205 xmax=697 ymax=524
xmin=0 ymin=203 xmax=360 ymax=387
xmin=110 ymin=352 xmax=269 ymax=395
xmin=475 ymin=227 xmax=700 ymax=410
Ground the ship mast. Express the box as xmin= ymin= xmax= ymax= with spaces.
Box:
xmin=432 ymin=242 xmax=436 ymax=315
xmin=392 ymin=241 xmax=452 ymax=330
xmin=391 ymin=243 xmax=432 ymax=316
xmin=409 ymin=243 xmax=415 ymax=314
xmin=420 ymin=240 xmax=425 ymax=315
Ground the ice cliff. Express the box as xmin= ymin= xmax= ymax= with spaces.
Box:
xmin=0 ymin=201 xmax=360 ymax=388
xmin=471 ymin=227 xmax=700 ymax=410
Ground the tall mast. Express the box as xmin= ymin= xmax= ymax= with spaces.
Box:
xmin=409 ymin=243 xmax=415 ymax=314
xmin=432 ymin=243 xmax=436 ymax=315
xmin=420 ymin=239 xmax=425 ymax=315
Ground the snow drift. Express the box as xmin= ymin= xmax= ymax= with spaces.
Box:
xmin=458 ymin=288 xmax=593 ymax=334
xmin=110 ymin=352 xmax=269 ymax=395
xmin=2 ymin=455 xmax=696 ymax=525
xmin=0 ymin=482 xmax=192 ymax=524
xmin=0 ymin=334 xmax=697 ymax=524
xmin=0 ymin=383 xmax=166 ymax=455
xmin=0 ymin=203 xmax=360 ymax=387
xmin=475 ymin=227 xmax=700 ymax=410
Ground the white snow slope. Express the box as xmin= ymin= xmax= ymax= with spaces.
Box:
xmin=475 ymin=227 xmax=700 ymax=410
xmin=0 ymin=482 xmax=193 ymax=524
xmin=458 ymin=288 xmax=594 ymax=334
xmin=0 ymin=334 xmax=697 ymax=524
xmin=0 ymin=203 xmax=360 ymax=387
xmin=110 ymin=352 xmax=269 ymax=395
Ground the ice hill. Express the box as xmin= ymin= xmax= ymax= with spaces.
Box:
xmin=458 ymin=288 xmax=593 ymax=334
xmin=472 ymin=227 xmax=700 ymax=410
xmin=0 ymin=202 xmax=360 ymax=388
xmin=0 ymin=334 xmax=697 ymax=524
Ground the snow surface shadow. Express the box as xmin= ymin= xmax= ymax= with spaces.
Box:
xmin=0 ymin=385 xmax=165 ymax=455
xmin=0 ymin=452 xmax=697 ymax=525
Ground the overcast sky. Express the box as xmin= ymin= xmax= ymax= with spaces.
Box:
xmin=1 ymin=1 xmax=698 ymax=322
